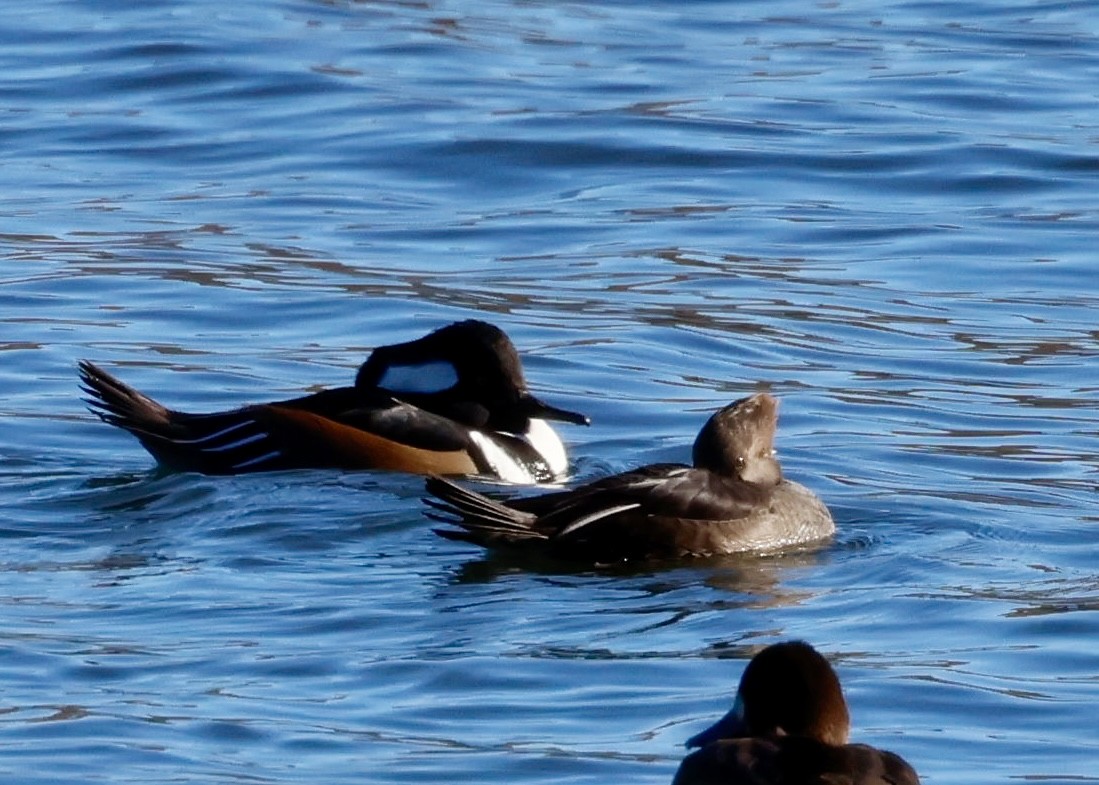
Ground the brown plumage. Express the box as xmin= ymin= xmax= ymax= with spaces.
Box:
xmin=425 ymin=393 xmax=834 ymax=561
xmin=674 ymin=641 xmax=921 ymax=785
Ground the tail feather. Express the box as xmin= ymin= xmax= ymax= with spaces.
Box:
xmin=424 ymin=476 xmax=547 ymax=544
xmin=78 ymin=360 xmax=173 ymax=433
xmin=424 ymin=477 xmax=525 ymax=527
xmin=79 ymin=361 xmax=291 ymax=474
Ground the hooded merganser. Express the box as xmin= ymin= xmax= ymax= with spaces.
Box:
xmin=674 ymin=640 xmax=920 ymax=785
xmin=79 ymin=320 xmax=589 ymax=482
xmin=424 ymin=393 xmax=834 ymax=561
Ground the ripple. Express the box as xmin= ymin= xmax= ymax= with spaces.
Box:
xmin=3 ymin=0 xmax=1099 ymax=782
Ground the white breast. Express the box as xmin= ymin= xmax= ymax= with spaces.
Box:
xmin=468 ymin=430 xmax=538 ymax=484
xmin=523 ymin=418 xmax=568 ymax=479
xmin=467 ymin=419 xmax=570 ymax=484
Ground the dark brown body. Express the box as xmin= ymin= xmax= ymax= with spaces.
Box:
xmin=426 ymin=394 xmax=835 ymax=561
xmin=674 ymin=642 xmax=920 ymax=785
xmin=674 ymin=736 xmax=920 ymax=785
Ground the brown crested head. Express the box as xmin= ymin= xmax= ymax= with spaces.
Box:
xmin=737 ymin=640 xmax=851 ymax=747
xmin=691 ymin=393 xmax=781 ymax=487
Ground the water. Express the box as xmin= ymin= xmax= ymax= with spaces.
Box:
xmin=2 ymin=0 xmax=1098 ymax=782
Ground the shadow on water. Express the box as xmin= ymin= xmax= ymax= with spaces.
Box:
xmin=443 ymin=539 xmax=832 ymax=609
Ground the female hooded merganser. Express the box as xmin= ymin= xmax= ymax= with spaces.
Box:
xmin=425 ymin=393 xmax=834 ymax=561
xmin=674 ymin=640 xmax=920 ymax=785
xmin=79 ymin=320 xmax=589 ymax=482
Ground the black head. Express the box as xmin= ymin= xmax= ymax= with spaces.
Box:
xmin=691 ymin=393 xmax=781 ymax=486
xmin=687 ymin=640 xmax=851 ymax=750
xmin=356 ymin=320 xmax=589 ymax=431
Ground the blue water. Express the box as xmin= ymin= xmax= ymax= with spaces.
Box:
xmin=2 ymin=0 xmax=1098 ymax=782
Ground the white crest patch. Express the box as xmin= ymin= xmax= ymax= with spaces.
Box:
xmin=377 ymin=360 xmax=459 ymax=394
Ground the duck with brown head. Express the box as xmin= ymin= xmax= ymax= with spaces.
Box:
xmin=425 ymin=392 xmax=834 ymax=562
xmin=691 ymin=392 xmax=782 ymax=487
xmin=674 ymin=641 xmax=920 ymax=785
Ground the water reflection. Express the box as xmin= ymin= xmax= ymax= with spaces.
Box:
xmin=443 ymin=544 xmax=828 ymax=632
xmin=929 ymin=576 xmax=1099 ymax=620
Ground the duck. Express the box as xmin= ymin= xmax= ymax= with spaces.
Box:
xmin=424 ymin=392 xmax=833 ymax=561
xmin=79 ymin=319 xmax=589 ymax=482
xmin=673 ymin=640 xmax=920 ymax=785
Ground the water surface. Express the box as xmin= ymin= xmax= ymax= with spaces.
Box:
xmin=2 ymin=1 xmax=1098 ymax=782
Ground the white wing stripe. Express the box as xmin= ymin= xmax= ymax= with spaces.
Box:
xmin=201 ymin=432 xmax=269 ymax=453
xmin=172 ymin=419 xmax=258 ymax=445
xmin=558 ymin=503 xmax=641 ymax=538
xmin=232 ymin=451 xmax=282 ymax=469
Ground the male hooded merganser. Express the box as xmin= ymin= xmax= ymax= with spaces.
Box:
xmin=674 ymin=640 xmax=920 ymax=785
xmin=424 ymin=392 xmax=834 ymax=561
xmin=79 ymin=320 xmax=589 ymax=482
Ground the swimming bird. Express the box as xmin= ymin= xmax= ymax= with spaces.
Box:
xmin=673 ymin=640 xmax=920 ymax=785
xmin=79 ymin=319 xmax=588 ymax=481
xmin=424 ymin=392 xmax=834 ymax=561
